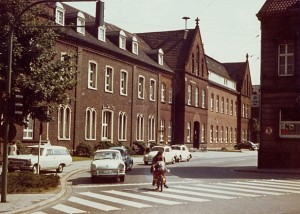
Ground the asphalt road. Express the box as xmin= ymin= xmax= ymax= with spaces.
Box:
xmin=29 ymin=151 xmax=300 ymax=214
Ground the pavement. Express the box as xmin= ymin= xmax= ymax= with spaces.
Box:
xmin=1 ymin=151 xmax=300 ymax=214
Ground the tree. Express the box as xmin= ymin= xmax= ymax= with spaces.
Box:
xmin=0 ymin=0 xmax=78 ymax=125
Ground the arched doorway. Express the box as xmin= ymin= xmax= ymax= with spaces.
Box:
xmin=193 ymin=121 xmax=200 ymax=149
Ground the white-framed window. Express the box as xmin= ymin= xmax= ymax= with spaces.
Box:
xmin=230 ymin=100 xmax=233 ymax=116
xmin=230 ymin=127 xmax=233 ymax=143
xmin=279 ymin=109 xmax=300 ymax=138
xmin=148 ymin=116 xmax=156 ymax=142
xmin=132 ymin=36 xmax=138 ymax=55
xmin=221 ymin=97 xmax=224 ymax=113
xmin=23 ymin=115 xmax=34 ymax=140
xmin=220 ymin=126 xmax=224 ymax=143
xmin=149 ymin=79 xmax=156 ymax=101
xmin=119 ymin=30 xmax=126 ymax=50
xmin=225 ymin=127 xmax=229 ymax=143
xmin=201 ymin=124 xmax=205 ymax=143
xmin=187 ymin=84 xmax=192 ymax=105
xmin=102 ymin=110 xmax=113 ymax=142
xmin=215 ymin=126 xmax=219 ymax=143
xmin=245 ymin=104 xmax=248 ymax=118
xmin=242 ymin=103 xmax=245 ymax=117
xmin=278 ymin=43 xmax=294 ymax=76
xmin=118 ymin=112 xmax=127 ymax=141
xmin=161 ymin=83 xmax=166 ymax=102
xmin=235 ymin=101 xmax=237 ymax=116
xmin=158 ymin=48 xmax=164 ymax=65
xmin=169 ymin=89 xmax=173 ymax=104
xmin=160 ymin=119 xmax=165 ymax=142
xmin=98 ymin=26 xmax=106 ymax=42
xmin=187 ymin=122 xmax=191 ymax=143
xmin=234 ymin=128 xmax=237 ymax=143
xmin=210 ymin=94 xmax=214 ymax=111
xmin=105 ymin=66 xmax=114 ymax=93
xmin=55 ymin=3 xmax=65 ymax=26
xmin=85 ymin=107 xmax=96 ymax=140
xmin=168 ymin=121 xmax=172 ymax=143
xmin=120 ymin=70 xmax=128 ymax=96
xmin=216 ymin=95 xmax=219 ymax=112
xmin=58 ymin=105 xmax=71 ymax=140
xmin=77 ymin=12 xmax=85 ymax=34
xmin=88 ymin=61 xmax=97 ymax=89
xmin=138 ymin=75 xmax=145 ymax=99
xmin=201 ymin=89 xmax=206 ymax=108
xmin=226 ymin=98 xmax=229 ymax=114
xmin=195 ymin=87 xmax=199 ymax=107
xmin=136 ymin=114 xmax=144 ymax=141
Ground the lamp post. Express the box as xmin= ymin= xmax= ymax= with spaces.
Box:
xmin=1 ymin=0 xmax=97 ymax=203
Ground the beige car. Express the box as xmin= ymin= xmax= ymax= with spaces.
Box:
xmin=143 ymin=145 xmax=176 ymax=165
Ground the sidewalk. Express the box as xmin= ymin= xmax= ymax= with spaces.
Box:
xmin=1 ymin=153 xmax=300 ymax=213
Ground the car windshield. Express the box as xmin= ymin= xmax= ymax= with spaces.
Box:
xmin=94 ymin=151 xmax=120 ymax=160
xmin=171 ymin=146 xmax=181 ymax=150
xmin=151 ymin=147 xmax=163 ymax=152
xmin=22 ymin=147 xmax=44 ymax=155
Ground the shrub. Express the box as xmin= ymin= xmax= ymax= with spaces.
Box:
xmin=94 ymin=141 xmax=114 ymax=151
xmin=132 ymin=141 xmax=146 ymax=155
xmin=75 ymin=142 xmax=93 ymax=157
xmin=0 ymin=171 xmax=60 ymax=193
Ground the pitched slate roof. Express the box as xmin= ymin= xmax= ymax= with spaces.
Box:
xmin=53 ymin=3 xmax=174 ymax=74
xmin=257 ymin=0 xmax=300 ymax=17
xmin=205 ymin=55 xmax=231 ymax=79
xmin=137 ymin=29 xmax=196 ymax=71
xmin=223 ymin=62 xmax=248 ymax=90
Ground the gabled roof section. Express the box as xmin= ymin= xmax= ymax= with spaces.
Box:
xmin=205 ymin=55 xmax=231 ymax=79
xmin=257 ymin=0 xmax=300 ymax=18
xmin=137 ymin=29 xmax=196 ymax=70
xmin=223 ymin=61 xmax=248 ymax=90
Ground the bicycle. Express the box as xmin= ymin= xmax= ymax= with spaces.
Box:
xmin=156 ymin=172 xmax=164 ymax=192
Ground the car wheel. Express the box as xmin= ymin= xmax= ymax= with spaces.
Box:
xmin=120 ymin=175 xmax=125 ymax=182
xmin=56 ymin=164 xmax=64 ymax=173
xmin=32 ymin=165 xmax=38 ymax=174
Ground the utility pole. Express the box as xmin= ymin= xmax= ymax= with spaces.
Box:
xmin=1 ymin=0 xmax=97 ymax=203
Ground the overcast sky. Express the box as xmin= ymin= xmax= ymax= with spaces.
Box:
xmin=67 ymin=0 xmax=266 ymax=85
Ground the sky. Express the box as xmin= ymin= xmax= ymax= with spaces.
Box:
xmin=67 ymin=0 xmax=266 ymax=85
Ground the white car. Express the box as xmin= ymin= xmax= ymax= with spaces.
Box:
xmin=90 ymin=149 xmax=126 ymax=183
xmin=8 ymin=144 xmax=72 ymax=174
xmin=171 ymin=145 xmax=192 ymax=162
xmin=143 ymin=145 xmax=176 ymax=165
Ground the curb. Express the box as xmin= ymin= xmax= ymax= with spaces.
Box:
xmin=5 ymin=168 xmax=86 ymax=214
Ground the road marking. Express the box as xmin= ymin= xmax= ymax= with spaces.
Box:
xmin=254 ymin=180 xmax=300 ymax=188
xmin=195 ymin=183 xmax=282 ymax=195
xmin=165 ymin=188 xmax=236 ymax=199
xmin=79 ymin=192 xmax=152 ymax=208
xmin=269 ymin=180 xmax=300 ymax=186
xmin=68 ymin=196 xmax=120 ymax=211
xmin=232 ymin=181 xmax=300 ymax=194
xmin=174 ymin=185 xmax=259 ymax=197
xmin=144 ymin=191 xmax=210 ymax=202
xmin=104 ymin=190 xmax=182 ymax=205
xmin=30 ymin=212 xmax=47 ymax=214
xmin=216 ymin=183 xmax=283 ymax=195
xmin=52 ymin=204 xmax=86 ymax=213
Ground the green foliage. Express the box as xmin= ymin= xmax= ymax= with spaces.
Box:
xmin=132 ymin=141 xmax=147 ymax=155
xmin=0 ymin=0 xmax=78 ymax=125
xmin=75 ymin=142 xmax=93 ymax=157
xmin=94 ymin=141 xmax=115 ymax=150
xmin=0 ymin=171 xmax=60 ymax=193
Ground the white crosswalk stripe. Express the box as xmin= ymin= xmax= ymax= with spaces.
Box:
xmin=35 ymin=179 xmax=300 ymax=213
xmin=79 ymin=192 xmax=152 ymax=208
xmin=52 ymin=204 xmax=86 ymax=213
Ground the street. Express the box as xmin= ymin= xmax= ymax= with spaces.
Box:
xmin=29 ymin=151 xmax=300 ymax=214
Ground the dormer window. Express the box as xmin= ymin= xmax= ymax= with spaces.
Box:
xmin=158 ymin=48 xmax=164 ymax=65
xmin=119 ymin=30 xmax=126 ymax=50
xmin=98 ymin=26 xmax=106 ymax=42
xmin=132 ymin=36 xmax=138 ymax=55
xmin=77 ymin=12 xmax=85 ymax=35
xmin=55 ymin=2 xmax=65 ymax=26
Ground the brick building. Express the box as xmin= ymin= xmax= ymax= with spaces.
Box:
xmin=257 ymin=0 xmax=300 ymax=168
xmin=1 ymin=1 xmax=253 ymax=153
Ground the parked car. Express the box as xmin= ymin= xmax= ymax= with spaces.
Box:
xmin=171 ymin=145 xmax=192 ymax=162
xmin=143 ymin=145 xmax=176 ymax=165
xmin=109 ymin=146 xmax=133 ymax=171
xmin=8 ymin=144 xmax=72 ymax=174
xmin=234 ymin=141 xmax=258 ymax=151
xmin=90 ymin=149 xmax=125 ymax=183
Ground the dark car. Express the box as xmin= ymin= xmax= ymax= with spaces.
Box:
xmin=109 ymin=147 xmax=133 ymax=171
xmin=234 ymin=141 xmax=258 ymax=151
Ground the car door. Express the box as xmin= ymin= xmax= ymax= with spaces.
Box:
xmin=164 ymin=147 xmax=172 ymax=163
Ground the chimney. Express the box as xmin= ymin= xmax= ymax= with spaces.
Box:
xmin=95 ymin=0 xmax=105 ymax=27
xmin=182 ymin=17 xmax=190 ymax=39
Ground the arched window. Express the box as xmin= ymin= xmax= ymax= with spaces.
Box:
xmin=58 ymin=105 xmax=71 ymax=140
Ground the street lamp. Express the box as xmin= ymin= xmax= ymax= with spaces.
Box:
xmin=1 ymin=0 xmax=97 ymax=203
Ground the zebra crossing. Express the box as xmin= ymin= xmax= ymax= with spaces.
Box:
xmin=32 ymin=179 xmax=300 ymax=213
